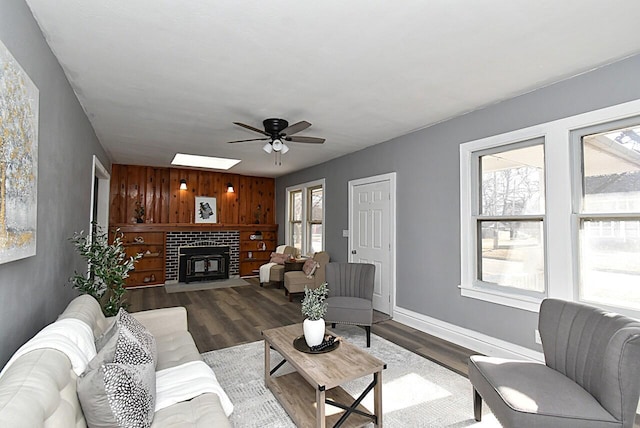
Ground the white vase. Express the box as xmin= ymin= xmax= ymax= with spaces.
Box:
xmin=303 ymin=318 xmax=325 ymax=347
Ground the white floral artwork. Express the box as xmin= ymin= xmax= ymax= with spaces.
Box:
xmin=0 ymin=39 xmax=39 ymax=263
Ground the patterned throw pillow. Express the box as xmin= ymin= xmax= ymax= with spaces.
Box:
xmin=269 ymin=252 xmax=289 ymax=264
xmin=103 ymin=362 xmax=155 ymax=428
xmin=78 ymin=325 xmax=156 ymax=428
xmin=302 ymin=259 xmax=319 ymax=278
xmin=96 ymin=308 xmax=157 ymax=366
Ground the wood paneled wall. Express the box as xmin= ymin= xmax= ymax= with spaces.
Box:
xmin=109 ymin=165 xmax=275 ymax=225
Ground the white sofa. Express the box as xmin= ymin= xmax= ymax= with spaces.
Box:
xmin=0 ymin=295 xmax=232 ymax=427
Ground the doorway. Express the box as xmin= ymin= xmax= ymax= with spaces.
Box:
xmin=348 ymin=172 xmax=396 ymax=315
xmin=90 ymin=155 xmax=110 ymax=233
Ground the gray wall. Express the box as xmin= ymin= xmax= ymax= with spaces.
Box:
xmin=0 ymin=0 xmax=110 ymax=367
xmin=276 ymin=54 xmax=640 ymax=351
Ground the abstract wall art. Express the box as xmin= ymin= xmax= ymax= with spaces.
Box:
xmin=0 ymin=39 xmax=39 ymax=264
xmin=195 ymin=196 xmax=217 ymax=224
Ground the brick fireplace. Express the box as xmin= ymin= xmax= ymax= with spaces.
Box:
xmin=165 ymin=231 xmax=240 ymax=282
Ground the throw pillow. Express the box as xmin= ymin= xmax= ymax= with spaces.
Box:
xmin=78 ymin=325 xmax=156 ymax=428
xmin=269 ymin=252 xmax=288 ymax=265
xmin=302 ymin=259 xmax=319 ymax=278
xmin=96 ymin=308 xmax=157 ymax=366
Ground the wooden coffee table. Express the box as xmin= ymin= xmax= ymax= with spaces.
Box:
xmin=262 ymin=323 xmax=385 ymax=428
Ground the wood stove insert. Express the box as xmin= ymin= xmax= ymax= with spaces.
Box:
xmin=179 ymin=246 xmax=230 ymax=283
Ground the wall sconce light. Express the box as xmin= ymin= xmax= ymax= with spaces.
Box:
xmin=179 ymin=179 xmax=187 ymax=190
xmin=226 ymin=182 xmax=235 ymax=193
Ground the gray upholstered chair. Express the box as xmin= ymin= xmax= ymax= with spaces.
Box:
xmin=324 ymin=262 xmax=375 ymax=347
xmin=284 ymin=251 xmax=330 ymax=301
xmin=469 ymin=298 xmax=640 ymax=428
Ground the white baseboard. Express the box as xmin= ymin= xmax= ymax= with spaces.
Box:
xmin=392 ymin=306 xmax=544 ymax=362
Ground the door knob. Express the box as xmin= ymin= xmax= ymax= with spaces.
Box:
xmin=351 ymin=250 xmax=357 ymax=254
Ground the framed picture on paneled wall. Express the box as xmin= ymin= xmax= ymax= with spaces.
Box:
xmin=0 ymin=40 xmax=39 ymax=264
xmin=195 ymin=196 xmax=217 ymax=223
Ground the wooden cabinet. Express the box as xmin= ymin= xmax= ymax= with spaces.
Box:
xmin=239 ymin=230 xmax=277 ymax=277
xmin=120 ymin=231 xmax=165 ymax=287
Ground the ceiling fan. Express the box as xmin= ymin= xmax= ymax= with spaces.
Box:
xmin=227 ymin=118 xmax=325 ymax=157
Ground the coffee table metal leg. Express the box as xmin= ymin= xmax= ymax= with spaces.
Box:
xmin=316 ymin=387 xmax=326 ymax=428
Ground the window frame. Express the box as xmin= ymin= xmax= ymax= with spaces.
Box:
xmin=285 ymin=178 xmax=325 ymax=255
xmin=460 ymin=98 xmax=640 ymax=316
xmin=472 ymin=139 xmax=548 ymax=299
xmin=570 ymin=117 xmax=640 ymax=315
xmin=288 ymin=189 xmax=302 ymax=250
xmin=306 ymin=185 xmax=324 ymax=254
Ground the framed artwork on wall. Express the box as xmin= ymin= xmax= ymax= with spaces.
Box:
xmin=195 ymin=196 xmax=217 ymax=223
xmin=0 ymin=40 xmax=39 ymax=264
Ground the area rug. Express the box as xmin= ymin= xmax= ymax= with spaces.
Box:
xmin=164 ymin=277 xmax=249 ymax=293
xmin=202 ymin=324 xmax=501 ymax=427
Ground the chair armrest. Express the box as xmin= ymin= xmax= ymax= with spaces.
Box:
xmin=131 ymin=307 xmax=188 ymax=337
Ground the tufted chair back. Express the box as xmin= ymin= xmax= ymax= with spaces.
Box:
xmin=539 ymin=299 xmax=640 ymax=426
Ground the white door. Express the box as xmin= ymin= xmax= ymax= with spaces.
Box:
xmin=349 ymin=174 xmax=395 ymax=315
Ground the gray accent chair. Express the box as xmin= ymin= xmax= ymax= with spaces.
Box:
xmin=324 ymin=262 xmax=375 ymax=347
xmin=469 ymin=298 xmax=640 ymax=428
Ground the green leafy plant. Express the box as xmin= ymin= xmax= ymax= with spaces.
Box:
xmin=301 ymin=283 xmax=329 ymax=321
xmin=68 ymin=224 xmax=141 ymax=316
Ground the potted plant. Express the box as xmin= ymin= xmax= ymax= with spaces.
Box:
xmin=301 ymin=283 xmax=329 ymax=347
xmin=68 ymin=224 xmax=141 ymax=316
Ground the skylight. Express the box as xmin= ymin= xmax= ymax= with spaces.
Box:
xmin=171 ymin=153 xmax=241 ymax=170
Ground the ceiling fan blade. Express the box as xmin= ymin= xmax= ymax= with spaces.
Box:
xmin=226 ymin=137 xmax=270 ymax=143
xmin=233 ymin=122 xmax=269 ymax=136
xmin=281 ymin=120 xmax=311 ymax=136
xmin=285 ymin=136 xmax=325 ymax=144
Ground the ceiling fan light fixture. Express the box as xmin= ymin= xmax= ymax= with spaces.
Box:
xmin=272 ymin=138 xmax=283 ymax=152
xmin=262 ymin=142 xmax=273 ymax=154
xmin=281 ymin=143 xmax=290 ymax=154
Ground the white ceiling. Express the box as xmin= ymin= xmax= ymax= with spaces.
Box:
xmin=25 ymin=0 xmax=640 ymax=177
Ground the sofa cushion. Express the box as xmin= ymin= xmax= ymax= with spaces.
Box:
xmin=151 ymin=393 xmax=232 ymax=428
xmin=154 ymin=330 xmax=202 ymax=371
xmin=97 ymin=308 xmax=157 ymax=366
xmin=78 ymin=324 xmax=156 ymax=428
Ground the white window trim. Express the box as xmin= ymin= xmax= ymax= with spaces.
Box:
xmin=285 ymin=178 xmax=325 ymax=255
xmin=460 ymin=98 xmax=640 ymax=314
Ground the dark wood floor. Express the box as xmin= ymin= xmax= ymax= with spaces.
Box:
xmin=127 ymin=278 xmax=476 ymax=376
xmin=128 ymin=279 xmax=640 ymax=427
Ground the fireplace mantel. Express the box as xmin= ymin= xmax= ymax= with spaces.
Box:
xmin=112 ymin=223 xmax=277 ymax=233
xmin=111 ymin=223 xmax=278 ymax=285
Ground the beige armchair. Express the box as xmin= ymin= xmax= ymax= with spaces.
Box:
xmin=259 ymin=245 xmax=297 ymax=288
xmin=284 ymin=251 xmax=330 ymax=301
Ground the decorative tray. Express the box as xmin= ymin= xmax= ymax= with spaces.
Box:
xmin=293 ymin=335 xmax=340 ymax=354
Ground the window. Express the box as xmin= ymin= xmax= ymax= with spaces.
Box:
xmin=289 ymin=190 xmax=302 ymax=250
xmin=574 ymin=122 xmax=640 ymax=312
xmin=461 ymin=98 xmax=640 ymax=317
xmin=308 ymin=186 xmax=323 ymax=253
xmin=286 ymin=179 xmax=325 ymax=255
xmin=475 ymin=141 xmax=546 ymax=296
